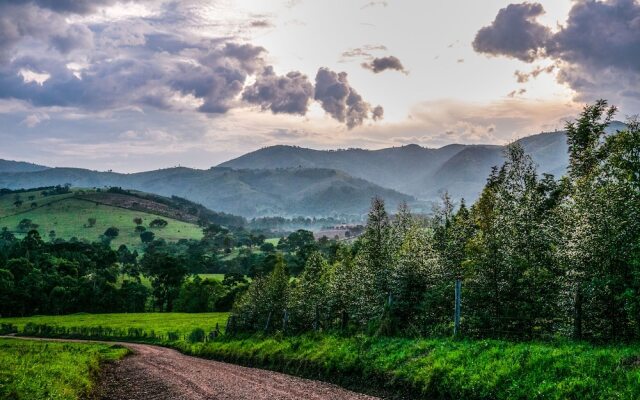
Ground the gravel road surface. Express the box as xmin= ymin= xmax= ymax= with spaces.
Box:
xmin=4 ymin=336 xmax=378 ymax=400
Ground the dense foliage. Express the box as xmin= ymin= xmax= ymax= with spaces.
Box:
xmin=233 ymin=101 xmax=640 ymax=342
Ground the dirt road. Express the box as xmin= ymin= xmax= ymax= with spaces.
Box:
xmin=5 ymin=336 xmax=379 ymax=400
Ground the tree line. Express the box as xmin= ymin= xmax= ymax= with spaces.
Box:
xmin=232 ymin=101 xmax=640 ymax=342
xmin=0 ymin=219 xmax=339 ymax=316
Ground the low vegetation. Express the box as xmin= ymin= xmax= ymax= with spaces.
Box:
xmin=176 ymin=334 xmax=640 ymax=400
xmin=0 ymin=338 xmax=128 ymax=400
xmin=3 ymin=316 xmax=640 ymax=400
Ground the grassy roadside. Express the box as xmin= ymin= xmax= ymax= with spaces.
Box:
xmin=175 ymin=334 xmax=640 ymax=400
xmin=4 ymin=313 xmax=640 ymax=399
xmin=0 ymin=338 xmax=129 ymax=400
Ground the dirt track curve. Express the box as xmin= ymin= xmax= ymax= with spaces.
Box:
xmin=8 ymin=337 xmax=380 ymax=400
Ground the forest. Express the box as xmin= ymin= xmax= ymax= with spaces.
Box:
xmin=232 ymin=101 xmax=640 ymax=342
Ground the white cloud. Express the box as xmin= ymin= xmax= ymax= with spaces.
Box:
xmin=21 ymin=113 xmax=50 ymax=128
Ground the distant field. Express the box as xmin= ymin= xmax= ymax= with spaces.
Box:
xmin=116 ymin=274 xmax=227 ymax=290
xmin=265 ymin=237 xmax=280 ymax=245
xmin=0 ymin=338 xmax=128 ymax=400
xmin=197 ymin=273 xmax=225 ymax=281
xmin=1 ymin=313 xmax=229 ymax=340
xmin=0 ymin=189 xmax=203 ymax=251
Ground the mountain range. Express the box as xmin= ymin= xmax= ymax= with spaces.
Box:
xmin=0 ymin=166 xmax=412 ymax=218
xmin=220 ymin=121 xmax=626 ymax=201
xmin=0 ymin=122 xmax=626 ymax=217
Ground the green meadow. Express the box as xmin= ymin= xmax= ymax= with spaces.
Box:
xmin=0 ymin=191 xmax=203 ymax=251
xmin=0 ymin=338 xmax=128 ymax=400
xmin=1 ymin=313 xmax=229 ymax=340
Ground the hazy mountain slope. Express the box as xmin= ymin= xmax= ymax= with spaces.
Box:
xmin=219 ymin=132 xmax=574 ymax=201
xmin=0 ymin=159 xmax=49 ymax=173
xmin=0 ymin=167 xmax=413 ymax=217
xmin=219 ymin=144 xmax=466 ymax=196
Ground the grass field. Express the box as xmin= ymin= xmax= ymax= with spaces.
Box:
xmin=1 ymin=313 xmax=229 ymax=341
xmin=0 ymin=190 xmax=203 ymax=251
xmin=197 ymin=273 xmax=226 ymax=281
xmin=116 ymin=274 xmax=227 ymax=290
xmin=0 ymin=338 xmax=128 ymax=400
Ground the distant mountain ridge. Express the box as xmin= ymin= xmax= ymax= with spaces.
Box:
xmin=0 ymin=159 xmax=49 ymax=173
xmin=0 ymin=121 xmax=627 ymax=216
xmin=219 ymin=122 xmax=627 ymax=201
xmin=0 ymin=166 xmax=413 ymax=218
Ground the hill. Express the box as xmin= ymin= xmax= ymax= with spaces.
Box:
xmin=219 ymin=122 xmax=627 ymax=202
xmin=0 ymin=159 xmax=49 ymax=173
xmin=0 ymin=168 xmax=414 ymax=218
xmin=219 ymin=137 xmax=558 ymax=201
xmin=0 ymin=187 xmax=204 ymax=250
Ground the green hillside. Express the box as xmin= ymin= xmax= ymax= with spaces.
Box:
xmin=0 ymin=188 xmax=203 ymax=251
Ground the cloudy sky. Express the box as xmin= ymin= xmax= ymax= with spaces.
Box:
xmin=0 ymin=0 xmax=638 ymax=171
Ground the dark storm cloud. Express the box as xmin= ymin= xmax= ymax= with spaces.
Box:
xmin=242 ymin=66 xmax=314 ymax=115
xmin=361 ymin=56 xmax=407 ymax=74
xmin=314 ymin=67 xmax=383 ymax=129
xmin=474 ymin=0 xmax=640 ymax=108
xmin=472 ymin=2 xmax=551 ymax=62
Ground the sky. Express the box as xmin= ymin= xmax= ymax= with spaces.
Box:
xmin=0 ymin=0 xmax=638 ymax=172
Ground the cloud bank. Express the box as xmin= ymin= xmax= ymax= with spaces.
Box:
xmin=473 ymin=0 xmax=640 ymax=109
xmin=0 ymin=0 xmax=382 ymax=128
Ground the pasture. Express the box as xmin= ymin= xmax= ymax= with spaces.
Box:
xmin=1 ymin=312 xmax=229 ymax=341
xmin=0 ymin=189 xmax=203 ymax=251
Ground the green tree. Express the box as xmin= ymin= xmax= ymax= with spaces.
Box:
xmin=141 ymin=252 xmax=187 ymax=312
xmin=140 ymin=231 xmax=155 ymax=243
xmin=103 ymin=227 xmax=119 ymax=239
xmin=289 ymin=252 xmax=330 ymax=331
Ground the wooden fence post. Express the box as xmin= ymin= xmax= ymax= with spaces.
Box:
xmin=225 ymin=315 xmax=232 ymax=335
xmin=454 ymin=279 xmax=462 ymax=337
xmin=264 ymin=311 xmax=272 ymax=333
xmin=282 ymin=309 xmax=289 ymax=333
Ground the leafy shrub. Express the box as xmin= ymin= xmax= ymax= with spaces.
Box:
xmin=187 ymin=328 xmax=205 ymax=343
